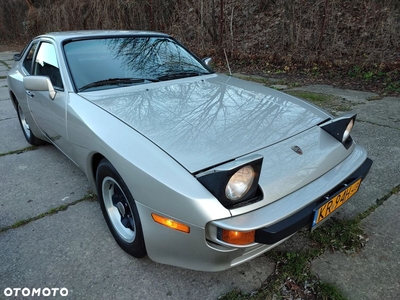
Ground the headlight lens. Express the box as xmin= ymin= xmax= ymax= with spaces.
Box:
xmin=225 ymin=166 xmax=255 ymax=201
xmin=342 ymin=119 xmax=354 ymax=143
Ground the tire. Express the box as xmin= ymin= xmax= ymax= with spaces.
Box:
xmin=96 ymin=158 xmax=147 ymax=258
xmin=16 ymin=103 xmax=46 ymax=146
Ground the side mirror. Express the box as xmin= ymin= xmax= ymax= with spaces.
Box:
xmin=13 ymin=54 xmax=21 ymax=61
xmin=202 ymin=57 xmax=213 ymax=68
xmin=23 ymin=76 xmax=57 ymax=100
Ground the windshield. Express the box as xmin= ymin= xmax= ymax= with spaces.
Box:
xmin=64 ymin=36 xmax=212 ymax=92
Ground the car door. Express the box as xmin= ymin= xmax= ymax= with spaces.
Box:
xmin=27 ymin=41 xmax=74 ymax=159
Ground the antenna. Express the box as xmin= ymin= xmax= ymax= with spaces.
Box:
xmin=223 ymin=49 xmax=232 ymax=76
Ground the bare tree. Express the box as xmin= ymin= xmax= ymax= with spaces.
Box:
xmin=25 ymin=0 xmax=34 ymax=10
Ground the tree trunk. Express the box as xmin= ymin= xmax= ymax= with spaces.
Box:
xmin=25 ymin=0 xmax=34 ymax=11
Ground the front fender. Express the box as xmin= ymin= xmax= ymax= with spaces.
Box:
xmin=66 ymin=94 xmax=231 ymax=227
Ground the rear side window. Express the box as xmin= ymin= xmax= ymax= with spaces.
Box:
xmin=33 ymin=42 xmax=64 ymax=90
xmin=22 ymin=43 xmax=38 ymax=74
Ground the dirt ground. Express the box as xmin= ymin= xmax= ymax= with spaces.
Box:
xmin=0 ymin=43 xmax=25 ymax=52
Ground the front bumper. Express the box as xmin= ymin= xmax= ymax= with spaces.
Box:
xmin=255 ymin=157 xmax=372 ymax=244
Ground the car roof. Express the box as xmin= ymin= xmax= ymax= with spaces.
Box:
xmin=36 ymin=30 xmax=170 ymax=43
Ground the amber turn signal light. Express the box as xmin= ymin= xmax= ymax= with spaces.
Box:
xmin=221 ymin=229 xmax=255 ymax=245
xmin=151 ymin=213 xmax=190 ymax=233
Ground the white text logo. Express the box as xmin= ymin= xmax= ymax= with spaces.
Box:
xmin=4 ymin=287 xmax=68 ymax=297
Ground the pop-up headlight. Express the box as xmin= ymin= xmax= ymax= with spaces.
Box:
xmin=197 ymin=154 xmax=263 ymax=208
xmin=320 ymin=114 xmax=356 ymax=148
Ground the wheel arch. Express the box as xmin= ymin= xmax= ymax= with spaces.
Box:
xmin=9 ymin=91 xmax=18 ymax=111
xmin=88 ymin=152 xmax=106 ymax=194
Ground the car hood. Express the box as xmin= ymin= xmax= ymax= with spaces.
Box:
xmin=81 ymin=74 xmax=329 ymax=173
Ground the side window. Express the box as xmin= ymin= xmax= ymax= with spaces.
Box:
xmin=33 ymin=42 xmax=64 ymax=90
xmin=22 ymin=43 xmax=38 ymax=74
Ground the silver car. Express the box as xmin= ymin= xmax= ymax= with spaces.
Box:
xmin=7 ymin=31 xmax=372 ymax=271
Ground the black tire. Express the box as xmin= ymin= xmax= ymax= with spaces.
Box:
xmin=16 ymin=103 xmax=46 ymax=145
xmin=96 ymin=158 xmax=147 ymax=258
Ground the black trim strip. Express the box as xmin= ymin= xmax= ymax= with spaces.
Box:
xmin=254 ymin=157 xmax=373 ymax=245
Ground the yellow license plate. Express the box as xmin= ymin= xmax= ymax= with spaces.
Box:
xmin=312 ymin=178 xmax=362 ymax=228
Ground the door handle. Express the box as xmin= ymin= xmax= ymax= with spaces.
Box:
xmin=26 ymin=90 xmax=35 ymax=98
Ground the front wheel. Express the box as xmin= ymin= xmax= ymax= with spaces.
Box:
xmin=16 ymin=103 xmax=46 ymax=145
xmin=96 ymin=159 xmax=147 ymax=258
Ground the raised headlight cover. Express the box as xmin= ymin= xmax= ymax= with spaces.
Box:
xmin=225 ymin=166 xmax=255 ymax=201
xmin=196 ymin=154 xmax=263 ymax=208
xmin=320 ymin=113 xmax=356 ymax=148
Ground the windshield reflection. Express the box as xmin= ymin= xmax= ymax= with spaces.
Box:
xmin=64 ymin=36 xmax=211 ymax=91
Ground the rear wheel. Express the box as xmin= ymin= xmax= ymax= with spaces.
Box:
xmin=96 ymin=159 xmax=147 ymax=258
xmin=16 ymin=103 xmax=46 ymax=145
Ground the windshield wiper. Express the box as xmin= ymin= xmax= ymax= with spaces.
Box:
xmin=79 ymin=77 xmax=159 ymax=92
xmin=157 ymin=72 xmax=208 ymax=81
